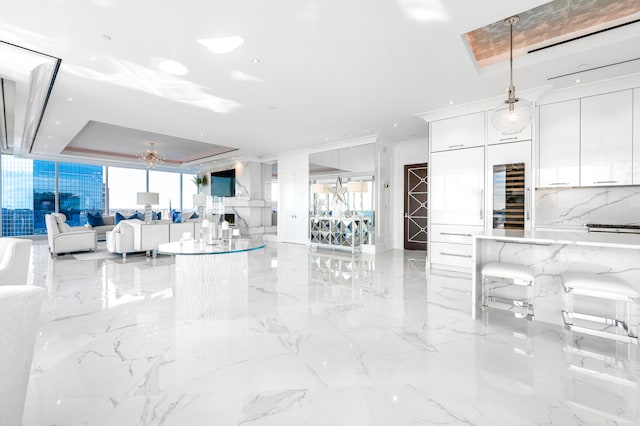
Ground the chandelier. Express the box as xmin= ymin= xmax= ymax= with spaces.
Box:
xmin=138 ymin=142 xmax=164 ymax=168
xmin=491 ymin=16 xmax=533 ymax=135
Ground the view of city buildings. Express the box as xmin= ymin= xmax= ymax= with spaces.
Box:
xmin=0 ymin=155 xmax=196 ymax=237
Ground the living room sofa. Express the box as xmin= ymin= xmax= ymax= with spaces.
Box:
xmin=106 ymin=220 xmax=202 ymax=258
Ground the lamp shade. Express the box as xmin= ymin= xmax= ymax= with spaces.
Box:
xmin=311 ymin=183 xmax=328 ymax=194
xmin=491 ymin=98 xmax=533 ymax=134
xmin=137 ymin=192 xmax=159 ymax=205
xmin=193 ymin=194 xmax=207 ymax=206
xmin=347 ymin=181 xmax=367 ymax=193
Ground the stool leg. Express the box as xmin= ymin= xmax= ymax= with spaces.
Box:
xmin=563 ymin=287 xmax=574 ymax=328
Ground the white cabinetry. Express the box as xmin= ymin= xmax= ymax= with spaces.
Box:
xmin=430 ymin=147 xmax=485 ymax=226
xmin=487 ymin=111 xmax=532 ymax=145
xmin=580 ymin=90 xmax=633 ymax=186
xmin=538 ymin=99 xmax=580 ymax=187
xmin=430 ymin=112 xmax=485 ymax=152
xmin=279 ymin=169 xmax=308 ymax=244
xmin=634 ymin=89 xmax=640 ymax=184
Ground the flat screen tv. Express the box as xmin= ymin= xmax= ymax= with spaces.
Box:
xmin=211 ymin=169 xmax=236 ymax=197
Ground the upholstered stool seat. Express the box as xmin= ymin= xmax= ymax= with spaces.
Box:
xmin=482 ymin=262 xmax=535 ymax=283
xmin=481 ymin=262 xmax=535 ymax=320
xmin=562 ymin=272 xmax=639 ymax=344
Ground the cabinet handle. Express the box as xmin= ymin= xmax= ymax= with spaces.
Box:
xmin=526 ymin=188 xmax=530 ymax=221
xmin=548 ymin=182 xmax=569 ymax=186
xmin=594 ymin=180 xmax=617 ymax=184
xmin=440 ymin=232 xmax=472 ymax=237
xmin=480 ymin=189 xmax=484 ymax=220
xmin=499 ymin=136 xmax=518 ymax=142
xmin=440 ymin=252 xmax=472 ymax=258
xmin=449 ymin=144 xmax=464 ymax=149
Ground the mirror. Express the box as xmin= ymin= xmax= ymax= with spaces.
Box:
xmin=493 ymin=163 xmax=525 ymax=230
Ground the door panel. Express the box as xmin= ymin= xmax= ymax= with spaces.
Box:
xmin=404 ymin=163 xmax=428 ymax=250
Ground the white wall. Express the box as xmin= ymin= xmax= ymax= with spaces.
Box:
xmin=391 ymin=137 xmax=429 ymax=250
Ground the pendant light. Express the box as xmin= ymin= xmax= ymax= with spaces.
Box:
xmin=491 ymin=16 xmax=533 ymax=135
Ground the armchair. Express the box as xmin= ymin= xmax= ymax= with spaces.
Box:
xmin=0 ymin=238 xmax=32 ymax=286
xmin=106 ymin=220 xmax=141 ymax=259
xmin=0 ymin=285 xmax=45 ymax=425
xmin=45 ymin=213 xmax=97 ymax=257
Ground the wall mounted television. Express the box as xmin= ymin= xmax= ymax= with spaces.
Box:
xmin=211 ymin=169 xmax=236 ymax=197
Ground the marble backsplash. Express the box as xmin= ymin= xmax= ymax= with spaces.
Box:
xmin=535 ymin=186 xmax=640 ymax=228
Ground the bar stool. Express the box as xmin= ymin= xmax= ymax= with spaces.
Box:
xmin=482 ymin=262 xmax=535 ymax=320
xmin=561 ymin=272 xmax=639 ymax=344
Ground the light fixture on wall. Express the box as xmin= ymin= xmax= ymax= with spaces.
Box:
xmin=137 ymin=192 xmax=159 ymax=223
xmin=138 ymin=142 xmax=164 ymax=168
xmin=491 ymin=16 xmax=533 ymax=135
xmin=347 ymin=181 xmax=368 ymax=217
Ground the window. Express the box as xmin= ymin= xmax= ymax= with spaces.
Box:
xmin=182 ymin=174 xmax=198 ymax=212
xmin=1 ymin=155 xmax=35 ymax=236
xmin=107 ymin=167 xmax=146 ymax=213
xmin=149 ymin=170 xmax=181 ymax=214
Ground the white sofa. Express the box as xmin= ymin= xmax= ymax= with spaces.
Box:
xmin=0 ymin=285 xmax=45 ymax=425
xmin=106 ymin=220 xmax=202 ymax=258
xmin=0 ymin=238 xmax=32 ymax=286
xmin=45 ymin=213 xmax=97 ymax=257
xmin=86 ymin=215 xmax=116 ymax=240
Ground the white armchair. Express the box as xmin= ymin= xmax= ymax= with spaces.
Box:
xmin=45 ymin=213 xmax=97 ymax=256
xmin=0 ymin=285 xmax=45 ymax=425
xmin=106 ymin=220 xmax=140 ymax=259
xmin=0 ymin=238 xmax=32 ymax=286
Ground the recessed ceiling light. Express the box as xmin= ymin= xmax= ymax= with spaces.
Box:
xmin=325 ymin=137 xmax=329 ymax=142
xmin=101 ymin=34 xmax=111 ymax=41
xmin=55 ymin=121 xmax=60 ymax=125
xmin=574 ymin=78 xmax=581 ymax=84
xmin=198 ymin=36 xmax=245 ymax=54
xmin=251 ymin=58 xmax=260 ymax=63
xmin=448 ymin=100 xmax=454 ymax=105
xmin=68 ymin=97 xmax=73 ymax=102
xmin=158 ymin=59 xmax=189 ymax=76
xmin=393 ymin=123 xmax=398 ymax=128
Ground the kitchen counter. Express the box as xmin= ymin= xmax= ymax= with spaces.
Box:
xmin=477 ymin=228 xmax=640 ymax=249
xmin=472 ymin=229 xmax=640 ymax=326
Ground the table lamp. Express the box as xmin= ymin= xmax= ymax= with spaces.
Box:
xmin=137 ymin=192 xmax=160 ymax=223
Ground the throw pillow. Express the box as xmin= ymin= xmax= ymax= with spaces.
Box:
xmin=154 ymin=211 xmax=162 ymax=221
xmin=87 ymin=213 xmax=105 ymax=227
xmin=115 ymin=212 xmax=126 ymax=224
xmin=136 ymin=211 xmax=146 ymax=221
xmin=171 ymin=211 xmax=183 ymax=223
xmin=190 ymin=212 xmax=199 ymax=219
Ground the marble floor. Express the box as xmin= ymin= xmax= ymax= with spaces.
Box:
xmin=22 ymin=240 xmax=640 ymax=425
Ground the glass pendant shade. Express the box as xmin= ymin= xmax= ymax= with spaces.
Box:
xmin=492 ymin=96 xmax=533 ymax=134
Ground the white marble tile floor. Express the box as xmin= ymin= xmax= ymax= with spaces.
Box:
xmin=22 ymin=241 xmax=640 ymax=425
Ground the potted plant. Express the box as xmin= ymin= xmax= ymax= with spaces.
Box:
xmin=192 ymin=174 xmax=209 ymax=194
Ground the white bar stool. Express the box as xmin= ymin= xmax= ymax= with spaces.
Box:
xmin=562 ymin=272 xmax=639 ymax=344
xmin=481 ymin=262 xmax=535 ymax=320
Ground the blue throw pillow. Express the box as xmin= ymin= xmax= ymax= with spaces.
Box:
xmin=190 ymin=212 xmax=199 ymax=219
xmin=87 ymin=213 xmax=105 ymax=227
xmin=136 ymin=211 xmax=146 ymax=221
xmin=115 ymin=212 xmax=126 ymax=224
xmin=155 ymin=211 xmax=162 ymax=220
xmin=171 ymin=211 xmax=182 ymax=223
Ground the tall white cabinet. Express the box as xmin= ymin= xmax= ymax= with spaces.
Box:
xmin=428 ymin=112 xmax=486 ymax=271
xmin=538 ymin=99 xmax=580 ymax=187
xmin=580 ymin=90 xmax=633 ymax=186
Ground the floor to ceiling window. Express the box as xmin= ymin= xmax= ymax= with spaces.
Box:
xmin=1 ymin=155 xmax=34 ymax=236
xmin=56 ymin=162 xmax=104 ymax=228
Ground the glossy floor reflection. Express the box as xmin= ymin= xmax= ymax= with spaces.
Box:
xmin=23 ymin=241 xmax=640 ymax=425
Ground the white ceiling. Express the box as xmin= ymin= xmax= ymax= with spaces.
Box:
xmin=1 ymin=0 xmax=639 ymax=170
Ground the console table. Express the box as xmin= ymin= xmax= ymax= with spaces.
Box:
xmin=309 ymin=216 xmax=370 ymax=252
xmin=158 ymin=239 xmax=266 ymax=320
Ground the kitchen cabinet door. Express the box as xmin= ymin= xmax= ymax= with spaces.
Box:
xmin=633 ymin=89 xmax=640 ymax=184
xmin=538 ymin=100 xmax=580 ymax=187
xmin=580 ymin=90 xmax=633 ymax=186
xmin=430 ymin=112 xmax=485 ymax=152
xmin=430 ymin=146 xmax=484 ymax=226
xmin=487 ymin=111 xmax=532 ymax=145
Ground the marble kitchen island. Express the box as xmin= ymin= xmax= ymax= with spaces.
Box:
xmin=472 ymin=229 xmax=640 ymax=326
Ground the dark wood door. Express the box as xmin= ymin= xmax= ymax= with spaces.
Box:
xmin=404 ymin=163 xmax=428 ymax=250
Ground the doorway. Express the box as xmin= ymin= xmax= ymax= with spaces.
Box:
xmin=404 ymin=163 xmax=428 ymax=250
